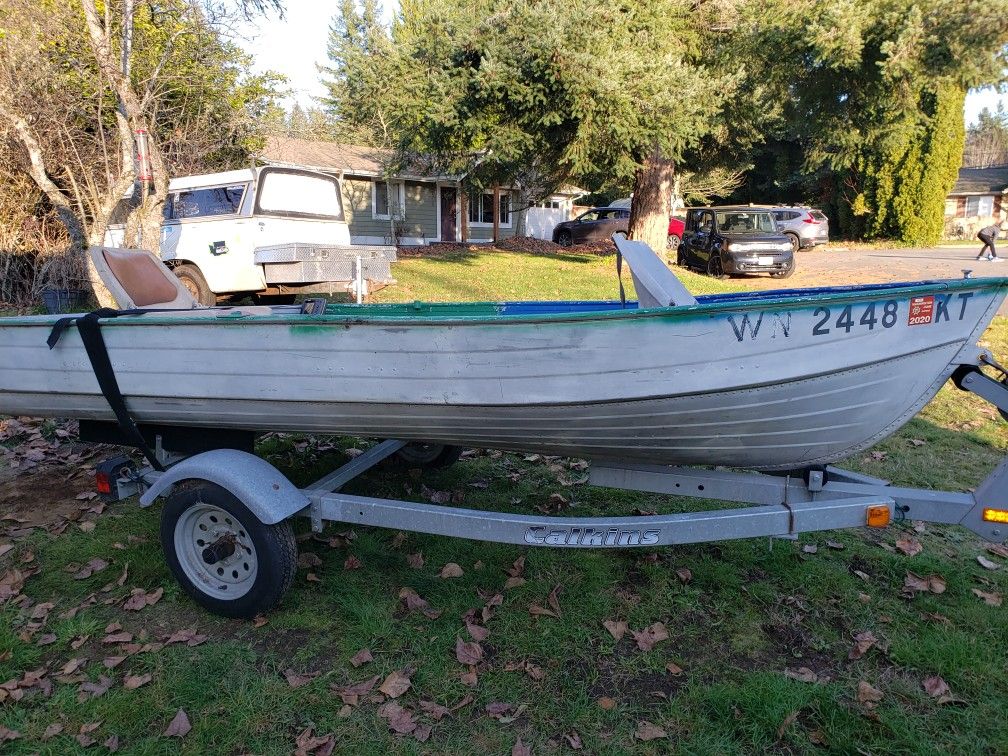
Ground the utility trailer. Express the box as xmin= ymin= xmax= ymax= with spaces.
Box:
xmin=91 ymin=359 xmax=1008 ymax=619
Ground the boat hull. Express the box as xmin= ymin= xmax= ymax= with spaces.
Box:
xmin=1 ymin=278 xmax=1005 ymax=470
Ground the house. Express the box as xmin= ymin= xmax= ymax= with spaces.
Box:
xmin=258 ymin=136 xmax=582 ymax=245
xmin=945 ymin=166 xmax=1008 ymax=236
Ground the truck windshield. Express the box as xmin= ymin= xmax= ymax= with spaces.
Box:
xmin=715 ymin=211 xmax=775 ymax=234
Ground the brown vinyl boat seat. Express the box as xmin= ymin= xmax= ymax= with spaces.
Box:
xmin=89 ymin=246 xmax=199 ymax=310
xmin=88 ymin=247 xmax=273 ymax=316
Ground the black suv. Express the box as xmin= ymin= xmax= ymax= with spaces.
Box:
xmin=677 ymin=206 xmax=795 ymax=278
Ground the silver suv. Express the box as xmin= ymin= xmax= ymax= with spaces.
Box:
xmin=769 ymin=207 xmax=829 ymax=252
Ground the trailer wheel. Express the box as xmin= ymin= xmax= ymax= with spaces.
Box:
xmin=394 ymin=442 xmax=463 ymax=469
xmin=160 ymin=482 xmax=297 ymax=618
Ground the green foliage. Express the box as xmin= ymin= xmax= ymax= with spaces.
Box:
xmin=323 ymin=0 xmax=730 ymax=196
xmin=731 ymin=0 xmax=1007 ymax=241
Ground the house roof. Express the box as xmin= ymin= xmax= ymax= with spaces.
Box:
xmin=260 ymin=136 xmax=394 ymax=176
xmin=951 ymin=166 xmax=1008 ymax=196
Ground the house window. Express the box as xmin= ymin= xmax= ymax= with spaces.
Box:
xmin=965 ymin=195 xmax=994 ymax=218
xmin=468 ymin=191 xmax=511 ymax=226
xmin=944 ymin=199 xmax=957 ymax=217
xmin=372 ymin=180 xmax=404 ymax=220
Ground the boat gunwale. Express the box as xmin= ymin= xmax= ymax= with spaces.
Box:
xmin=1 ymin=276 xmax=1006 ymax=328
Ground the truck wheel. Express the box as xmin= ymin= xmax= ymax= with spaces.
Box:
xmin=556 ymin=230 xmax=573 ymax=247
xmin=667 ymin=235 xmax=680 ymax=251
xmin=394 ymin=442 xmax=463 ymax=469
xmin=173 ymin=265 xmax=216 ymax=307
xmin=160 ymin=482 xmax=297 ymax=618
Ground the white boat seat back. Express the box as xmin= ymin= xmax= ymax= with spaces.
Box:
xmin=89 ymin=246 xmax=199 ymax=310
xmin=612 ymin=233 xmax=698 ymax=308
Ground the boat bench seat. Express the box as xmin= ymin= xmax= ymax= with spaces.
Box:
xmin=612 ymin=234 xmax=698 ymax=308
xmin=90 ymin=246 xmax=200 ymax=310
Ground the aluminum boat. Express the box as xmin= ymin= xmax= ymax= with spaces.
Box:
xmin=0 ymin=239 xmax=1004 ymax=471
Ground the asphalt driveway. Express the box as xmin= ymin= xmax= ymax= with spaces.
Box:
xmin=739 ymin=244 xmax=1008 ymax=314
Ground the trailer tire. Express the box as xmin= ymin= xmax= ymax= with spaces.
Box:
xmin=173 ymin=264 xmax=216 ymax=307
xmin=394 ymin=442 xmax=464 ymax=469
xmin=160 ymin=482 xmax=297 ymax=618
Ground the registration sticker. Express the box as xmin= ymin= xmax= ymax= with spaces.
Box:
xmin=908 ymin=295 xmax=935 ymax=326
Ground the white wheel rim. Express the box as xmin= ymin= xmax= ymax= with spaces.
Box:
xmin=174 ymin=502 xmax=258 ymax=600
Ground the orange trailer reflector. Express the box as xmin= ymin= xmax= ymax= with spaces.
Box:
xmin=866 ymin=505 xmax=890 ymax=528
xmin=982 ymin=508 xmax=1008 ymax=524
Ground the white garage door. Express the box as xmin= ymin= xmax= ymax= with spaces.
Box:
xmin=526 ymin=199 xmax=569 ymax=240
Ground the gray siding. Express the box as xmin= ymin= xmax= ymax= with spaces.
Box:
xmin=342 ymin=175 xmax=439 ymax=242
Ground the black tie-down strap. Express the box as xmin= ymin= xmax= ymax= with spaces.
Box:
xmin=616 ymin=249 xmax=628 ymax=308
xmin=48 ymin=308 xmax=164 ymax=471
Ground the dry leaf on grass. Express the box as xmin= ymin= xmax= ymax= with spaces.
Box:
xmin=335 ymin=675 xmax=380 ymax=706
xmin=563 ymin=731 xmax=583 ymax=749
xmin=284 ymin=669 xmax=319 ymax=689
xmin=848 ymin=630 xmax=879 ymax=660
xmin=399 ymin=587 xmax=442 ymax=619
xmin=466 ymin=621 xmax=489 ymax=642
xmin=903 ymin=572 xmax=946 ymax=595
xmin=529 ymin=585 xmax=562 ymax=619
xmin=123 ymin=587 xmax=163 ymax=611
xmin=784 ymin=667 xmax=820 ymax=684
xmin=675 ymin=567 xmax=692 ymax=584
xmin=252 ymin=614 xmax=268 ymax=628
xmin=777 ymin=710 xmax=800 ymax=740
xmin=379 ymin=668 xmax=413 ymax=699
xmin=406 ymin=552 xmax=424 ymax=569
xmin=856 ymin=681 xmax=884 ymax=705
xmin=971 ymin=588 xmax=1003 ymax=607
xmin=632 ymin=622 xmax=669 ymax=652
xmin=440 ymin=562 xmax=463 ymax=578
xmin=379 ymin=701 xmax=417 ymax=735
xmin=895 ymin=536 xmax=923 ymax=557
xmin=987 ymin=543 xmax=1008 ymax=559
xmin=123 ymin=673 xmax=151 ymax=690
xmin=455 ymin=636 xmax=483 ymax=665
xmin=665 ymin=661 xmax=684 ymax=676
xmin=976 ymin=555 xmax=999 ymax=570
xmin=420 ymin=700 xmax=451 ymax=721
xmin=163 ymin=708 xmax=191 ymax=738
xmin=603 ymin=619 xmax=628 ymax=641
xmin=72 ymin=558 xmax=108 ymax=579
xmin=802 ymin=544 xmax=818 ymax=554
xmin=344 ymin=555 xmax=362 ymax=570
xmin=635 ymin=721 xmax=667 ymax=741
xmin=349 ymin=649 xmax=373 ymax=668
xmin=922 ymin=675 xmax=950 ymax=699
xmin=597 ymin=696 xmax=616 ymax=710
xmin=512 ymin=737 xmax=532 ymax=756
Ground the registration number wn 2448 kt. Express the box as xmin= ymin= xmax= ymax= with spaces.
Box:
xmin=811 ymin=293 xmax=974 ymax=336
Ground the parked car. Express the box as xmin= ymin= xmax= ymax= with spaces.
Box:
xmin=668 ymin=216 xmax=686 ymax=250
xmin=106 ymin=166 xmax=395 ymax=305
xmin=677 ymin=206 xmax=795 ymax=278
xmin=769 ymin=206 xmax=829 ymax=252
xmin=552 ymin=207 xmax=629 ymax=246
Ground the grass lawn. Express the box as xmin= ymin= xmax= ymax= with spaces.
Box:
xmin=1 ymin=249 xmax=1007 ymax=754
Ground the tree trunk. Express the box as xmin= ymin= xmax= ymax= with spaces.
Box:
xmin=514 ymin=188 xmax=530 ymax=237
xmin=460 ymin=190 xmax=469 ymax=243
xmin=628 ymin=145 xmax=675 ymax=261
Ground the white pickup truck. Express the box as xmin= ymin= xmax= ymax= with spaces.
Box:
xmin=108 ymin=166 xmax=395 ymax=305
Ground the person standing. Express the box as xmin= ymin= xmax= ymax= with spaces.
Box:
xmin=976 ymin=223 xmax=1003 ymax=262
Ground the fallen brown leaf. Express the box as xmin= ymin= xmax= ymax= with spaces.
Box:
xmin=512 ymin=737 xmax=532 ymax=756
xmin=163 ymin=708 xmax=191 ymax=738
xmin=675 ymin=567 xmax=692 ymax=584
xmin=777 ymin=710 xmax=799 ymax=740
xmin=406 ymin=552 xmax=424 ymax=569
xmin=335 ymin=674 xmax=379 ymax=706
xmin=564 ymin=730 xmax=583 ymax=749
xmin=284 ymin=668 xmax=319 ymax=689
xmin=598 ymin=696 xmax=616 ymax=710
xmin=440 ymin=562 xmax=463 ymax=578
xmin=922 ymin=675 xmax=949 ymax=698
xmin=455 ymin=636 xmax=483 ymax=665
xmin=419 ymin=699 xmax=451 ymax=721
xmin=42 ymin=722 xmax=63 ymax=740
xmin=986 ymin=543 xmax=1008 ymax=559
xmin=123 ymin=673 xmax=152 ymax=690
xmin=349 ymin=648 xmax=373 ymax=668
xmin=856 ymin=680 xmax=883 ymax=705
xmin=784 ymin=667 xmax=819 ymax=684
xmin=466 ymin=621 xmax=489 ymax=642
xmin=665 ymin=661 xmax=684 ymax=676
xmin=849 ymin=630 xmax=879 ymax=660
xmin=72 ymin=558 xmax=109 ymax=580
xmin=252 ymin=614 xmax=268 ymax=628
xmin=379 ymin=701 xmax=417 ymax=734
xmin=895 ymin=536 xmax=923 ymax=557
xmin=379 ymin=668 xmax=413 ymax=699
xmin=635 ymin=720 xmax=666 ymax=741
xmin=603 ymin=619 xmax=628 ymax=641
xmin=344 ymin=555 xmax=362 ymax=570
xmin=632 ymin=622 xmax=669 ymax=652
xmin=971 ymin=588 xmax=1003 ymax=607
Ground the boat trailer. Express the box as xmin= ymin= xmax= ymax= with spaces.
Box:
xmin=91 ymin=355 xmax=1008 ymax=618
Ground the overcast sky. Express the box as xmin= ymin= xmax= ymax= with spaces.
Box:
xmin=236 ymin=5 xmax=1005 ymax=124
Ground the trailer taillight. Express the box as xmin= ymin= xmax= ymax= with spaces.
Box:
xmin=96 ymin=470 xmax=113 ymax=495
xmin=866 ymin=505 xmax=890 ymax=527
xmin=982 ymin=508 xmax=1008 ymax=524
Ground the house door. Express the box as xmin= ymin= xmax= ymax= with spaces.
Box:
xmin=440 ymin=188 xmax=457 ymax=241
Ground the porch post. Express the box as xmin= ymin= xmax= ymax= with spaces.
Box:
xmin=492 ymin=185 xmax=500 ymax=244
xmin=460 ymin=186 xmax=468 ymax=243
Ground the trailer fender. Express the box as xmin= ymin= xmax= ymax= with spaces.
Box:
xmin=139 ymin=449 xmax=309 ymax=525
